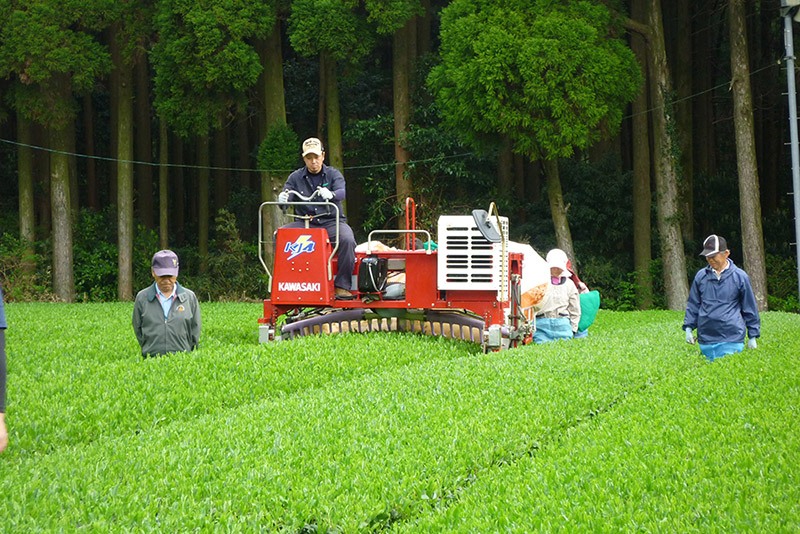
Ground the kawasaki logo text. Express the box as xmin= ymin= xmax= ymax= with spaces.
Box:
xmin=278 ymin=282 xmax=321 ymax=292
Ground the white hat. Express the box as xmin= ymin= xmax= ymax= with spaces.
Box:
xmin=302 ymin=137 xmax=324 ymax=157
xmin=545 ymin=248 xmax=569 ymax=274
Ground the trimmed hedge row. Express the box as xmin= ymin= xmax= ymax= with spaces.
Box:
xmin=1 ymin=305 xmax=797 ymax=532
xmin=7 ymin=303 xmax=471 ymax=456
xmin=397 ymin=312 xmax=800 ymax=532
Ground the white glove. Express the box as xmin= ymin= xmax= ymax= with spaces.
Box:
xmin=747 ymin=337 xmax=757 ymax=349
xmin=685 ymin=327 xmax=695 ymax=345
xmin=317 ymin=186 xmax=334 ymax=201
xmin=278 ymin=191 xmax=289 ymax=203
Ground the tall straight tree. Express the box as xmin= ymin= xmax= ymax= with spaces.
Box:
xmin=152 ymin=0 xmax=273 ymax=271
xmin=16 ymin=111 xmax=36 ymax=276
xmin=630 ymin=0 xmax=654 ymax=309
xmin=364 ymin=0 xmax=424 ymax=224
xmin=107 ymin=2 xmax=154 ymax=300
xmin=288 ymin=0 xmax=375 ymax=169
xmin=646 ymin=0 xmax=688 ymax=310
xmin=110 ymin=22 xmax=135 ymax=301
xmin=728 ymin=0 xmax=767 ymax=310
xmin=626 ymin=0 xmax=690 ymax=310
xmin=430 ymin=0 xmax=641 ymax=263
xmin=674 ymin=0 xmax=693 ymax=241
xmin=258 ymin=18 xmax=289 ymax=203
xmin=0 ymin=1 xmax=111 ymax=301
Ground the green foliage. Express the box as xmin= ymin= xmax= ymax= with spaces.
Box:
xmin=73 ymin=210 xmax=119 ymax=301
xmin=0 ymin=2 xmax=112 ymax=126
xmin=398 ymin=313 xmax=800 ymax=532
xmin=256 ymin=122 xmax=300 ymax=174
xmin=2 ymin=308 xmax=798 ymax=530
xmin=288 ymin=0 xmax=375 ymax=62
xmin=343 ymin=55 xmax=499 ymax=232
xmin=0 ymin=232 xmax=51 ymax=302
xmin=191 ymin=209 xmax=269 ymax=301
xmin=430 ymin=0 xmax=642 ymax=160
xmin=363 ymin=0 xmax=424 ymax=35
xmin=766 ymin=253 xmax=800 ymax=312
xmin=151 ymin=0 xmax=273 ymax=136
xmin=72 ymin=208 xmax=159 ymax=301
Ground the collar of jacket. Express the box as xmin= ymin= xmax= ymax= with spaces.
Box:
xmin=146 ymin=282 xmax=188 ymax=302
xmin=303 ymin=166 xmax=327 ymax=185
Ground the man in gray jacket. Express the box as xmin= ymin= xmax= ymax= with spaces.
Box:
xmin=133 ymin=250 xmax=201 ymax=357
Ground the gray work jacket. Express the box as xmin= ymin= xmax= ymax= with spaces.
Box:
xmin=132 ymin=283 xmax=201 ymax=356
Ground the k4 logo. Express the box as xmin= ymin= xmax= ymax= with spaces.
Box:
xmin=285 ymin=235 xmax=316 ymax=260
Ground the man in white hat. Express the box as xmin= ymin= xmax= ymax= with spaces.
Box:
xmin=278 ymin=137 xmax=357 ymax=299
xmin=683 ymin=234 xmax=760 ymax=361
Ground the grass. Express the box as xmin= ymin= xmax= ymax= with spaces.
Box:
xmin=1 ymin=303 xmax=798 ymax=532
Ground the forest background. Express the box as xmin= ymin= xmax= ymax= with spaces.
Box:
xmin=0 ymin=0 xmax=798 ymax=313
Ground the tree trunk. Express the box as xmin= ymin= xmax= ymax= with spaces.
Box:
xmin=263 ymin=21 xmax=287 ymax=135
xmin=693 ymin=0 xmax=716 ymax=179
xmin=417 ymin=0 xmax=432 ymax=56
xmin=159 ymin=120 xmax=169 ymax=249
xmin=135 ymin=51 xmax=154 ymax=229
xmin=259 ymin=21 xmax=290 ymax=271
xmin=543 ymin=158 xmax=576 ymax=268
xmin=68 ymin=122 xmax=79 ymax=219
xmin=17 ymin=112 xmax=36 ymax=275
xmin=648 ymin=0 xmax=689 ymax=310
xmin=173 ymin=135 xmax=186 ymax=244
xmin=675 ymin=0 xmax=693 ymax=241
xmin=50 ymin=122 xmax=75 ymax=302
xmin=236 ymin=113 xmax=251 ymax=192
xmin=393 ymin=19 xmax=414 ymax=224
xmin=756 ymin=2 xmax=782 ymax=214
xmin=116 ymin=48 xmax=135 ymax=301
xmin=514 ymin=152 xmax=526 ymax=222
xmin=631 ymin=0 xmax=654 ymax=310
xmin=82 ymin=94 xmax=98 ymax=210
xmin=213 ymin=124 xmax=230 ymax=211
xmin=497 ymin=137 xmax=513 ymax=198
xmin=35 ymin=122 xmax=52 ymax=236
xmin=322 ymin=51 xmax=343 ymax=171
xmin=729 ymin=0 xmax=768 ymax=311
xmin=198 ymin=135 xmax=210 ymax=273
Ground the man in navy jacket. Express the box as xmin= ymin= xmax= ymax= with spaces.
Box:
xmin=683 ymin=234 xmax=761 ymax=361
xmin=278 ymin=138 xmax=356 ymax=299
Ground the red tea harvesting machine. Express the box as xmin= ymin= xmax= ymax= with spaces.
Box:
xmin=258 ymin=193 xmax=549 ymax=352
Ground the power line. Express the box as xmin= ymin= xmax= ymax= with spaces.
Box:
xmin=0 ymin=136 xmax=475 ymax=174
xmin=0 ymin=60 xmax=781 ymax=169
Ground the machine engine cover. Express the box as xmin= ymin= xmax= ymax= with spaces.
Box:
xmin=358 ymin=256 xmax=388 ymax=293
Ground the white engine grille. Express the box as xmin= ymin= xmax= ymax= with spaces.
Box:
xmin=437 ymin=215 xmax=508 ymax=294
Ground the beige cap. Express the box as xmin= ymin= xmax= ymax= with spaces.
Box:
xmin=302 ymin=137 xmax=324 ymax=157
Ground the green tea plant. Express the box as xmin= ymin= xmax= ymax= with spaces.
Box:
xmin=397 ymin=313 xmax=800 ymax=532
xmin=0 ymin=305 xmax=797 ymax=532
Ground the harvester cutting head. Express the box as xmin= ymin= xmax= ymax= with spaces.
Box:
xmin=258 ymin=197 xmax=538 ymax=351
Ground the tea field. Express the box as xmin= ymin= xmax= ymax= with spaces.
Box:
xmin=1 ymin=302 xmax=798 ymax=532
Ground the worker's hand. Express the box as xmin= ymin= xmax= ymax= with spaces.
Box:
xmin=685 ymin=327 xmax=695 ymax=345
xmin=747 ymin=337 xmax=757 ymax=349
xmin=0 ymin=414 xmax=7 ymax=453
xmin=317 ymin=186 xmax=334 ymax=201
xmin=278 ymin=190 xmax=289 ymax=204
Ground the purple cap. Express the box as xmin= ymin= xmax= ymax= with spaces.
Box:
xmin=152 ymin=250 xmax=179 ymax=277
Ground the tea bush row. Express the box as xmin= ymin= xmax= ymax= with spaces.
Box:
xmin=1 ymin=306 xmax=797 ymax=531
